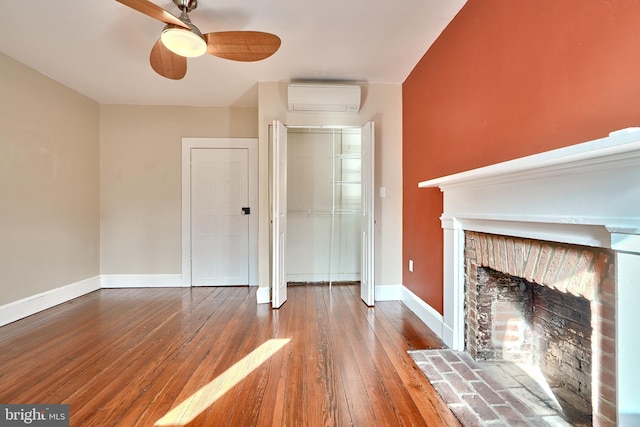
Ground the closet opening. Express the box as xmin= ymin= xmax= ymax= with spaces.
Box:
xmin=287 ymin=127 xmax=362 ymax=286
xmin=270 ymin=121 xmax=374 ymax=308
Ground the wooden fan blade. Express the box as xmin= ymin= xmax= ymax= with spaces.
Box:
xmin=150 ymin=39 xmax=187 ymax=80
xmin=204 ymin=31 xmax=281 ymax=62
xmin=116 ymin=0 xmax=189 ymax=29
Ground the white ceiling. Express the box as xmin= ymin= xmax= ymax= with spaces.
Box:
xmin=0 ymin=0 xmax=465 ymax=107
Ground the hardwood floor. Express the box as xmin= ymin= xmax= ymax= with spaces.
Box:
xmin=0 ymin=283 xmax=459 ymax=426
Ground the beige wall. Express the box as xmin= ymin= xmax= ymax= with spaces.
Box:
xmin=258 ymin=82 xmax=403 ymax=290
xmin=0 ymin=57 xmax=401 ymax=308
xmin=99 ymin=105 xmax=258 ymax=274
xmin=0 ymin=53 xmax=100 ymax=305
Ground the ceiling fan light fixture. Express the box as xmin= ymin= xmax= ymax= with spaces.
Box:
xmin=161 ymin=26 xmax=207 ymax=58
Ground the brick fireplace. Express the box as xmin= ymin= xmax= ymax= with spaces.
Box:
xmin=464 ymin=231 xmax=616 ymax=424
xmin=418 ymin=129 xmax=640 ymax=425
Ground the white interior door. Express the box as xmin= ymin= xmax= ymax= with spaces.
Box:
xmin=271 ymin=121 xmax=288 ymax=308
xmin=360 ymin=122 xmax=375 ymax=305
xmin=191 ymin=148 xmax=249 ymax=286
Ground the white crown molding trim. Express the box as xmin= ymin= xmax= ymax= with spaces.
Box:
xmin=401 ymin=286 xmax=444 ymax=339
xmin=374 ymin=285 xmax=402 ymax=301
xmin=100 ymin=274 xmax=185 ymax=288
xmin=256 ymin=286 xmax=270 ymax=304
xmin=0 ymin=276 xmax=101 ymax=327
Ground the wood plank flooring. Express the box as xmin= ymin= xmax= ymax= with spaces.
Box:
xmin=0 ymin=283 xmax=460 ymax=426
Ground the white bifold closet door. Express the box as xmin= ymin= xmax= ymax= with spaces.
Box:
xmin=271 ymin=121 xmax=288 ymax=308
xmin=360 ymin=121 xmax=375 ymax=306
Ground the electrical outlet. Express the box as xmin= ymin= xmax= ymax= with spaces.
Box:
xmin=409 ymin=259 xmax=414 ymax=272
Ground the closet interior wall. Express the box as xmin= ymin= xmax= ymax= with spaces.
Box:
xmin=287 ymin=128 xmax=362 ymax=284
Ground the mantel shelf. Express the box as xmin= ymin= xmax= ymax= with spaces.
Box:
xmin=419 ymin=128 xmax=640 ymax=190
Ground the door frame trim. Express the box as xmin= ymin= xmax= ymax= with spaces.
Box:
xmin=181 ymin=138 xmax=259 ymax=287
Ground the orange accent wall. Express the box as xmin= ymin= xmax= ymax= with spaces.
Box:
xmin=403 ymin=0 xmax=640 ymax=313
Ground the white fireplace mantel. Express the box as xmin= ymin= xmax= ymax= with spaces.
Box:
xmin=419 ymin=128 xmax=640 ymax=246
xmin=419 ymin=128 xmax=640 ymax=418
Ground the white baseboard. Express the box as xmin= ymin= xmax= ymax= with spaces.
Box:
xmin=374 ymin=284 xmax=402 ymax=301
xmin=100 ymin=274 xmax=185 ymax=288
xmin=442 ymin=324 xmax=456 ymax=348
xmin=256 ymin=287 xmax=270 ymax=304
xmin=0 ymin=276 xmax=101 ymax=327
xmin=401 ymin=286 xmax=444 ymax=340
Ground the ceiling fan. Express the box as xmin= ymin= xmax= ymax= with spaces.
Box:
xmin=116 ymin=0 xmax=281 ymax=80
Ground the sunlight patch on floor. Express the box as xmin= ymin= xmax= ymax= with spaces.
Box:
xmin=155 ymin=338 xmax=291 ymax=426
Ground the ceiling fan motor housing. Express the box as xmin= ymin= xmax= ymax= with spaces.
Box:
xmin=173 ymin=0 xmax=198 ymax=13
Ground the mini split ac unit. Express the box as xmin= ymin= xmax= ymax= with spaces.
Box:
xmin=287 ymin=84 xmax=361 ymax=113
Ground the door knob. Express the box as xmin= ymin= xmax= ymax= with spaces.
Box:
xmin=242 ymin=207 xmax=251 ymax=215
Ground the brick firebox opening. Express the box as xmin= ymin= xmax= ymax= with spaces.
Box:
xmin=464 ymin=231 xmax=617 ymax=426
xmin=471 ymin=267 xmax=593 ymax=419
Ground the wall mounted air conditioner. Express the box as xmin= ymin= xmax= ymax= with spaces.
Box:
xmin=287 ymin=84 xmax=361 ymax=113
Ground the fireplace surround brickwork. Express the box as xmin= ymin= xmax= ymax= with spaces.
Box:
xmin=464 ymin=231 xmax=617 ymax=426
